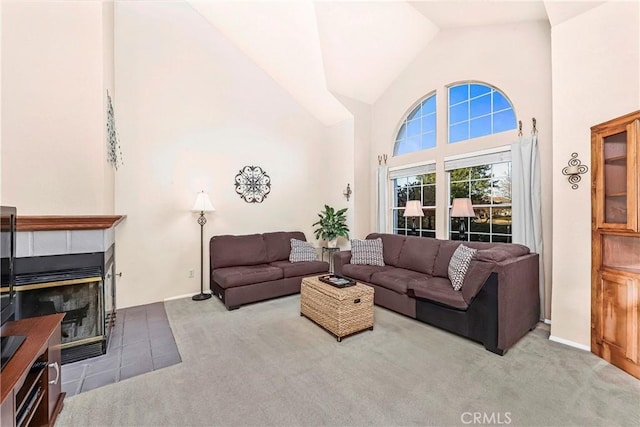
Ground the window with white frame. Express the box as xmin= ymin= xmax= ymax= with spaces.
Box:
xmin=448 ymin=83 xmax=516 ymax=143
xmin=390 ymin=163 xmax=436 ymax=237
xmin=393 ymin=94 xmax=436 ymax=156
xmin=446 ymin=151 xmax=512 ymax=242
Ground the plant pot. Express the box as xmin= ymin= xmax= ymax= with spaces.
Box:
xmin=327 ymin=238 xmax=338 ymax=248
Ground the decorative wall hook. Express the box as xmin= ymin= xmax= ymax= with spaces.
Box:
xmin=343 ymin=183 xmax=352 ymax=201
xmin=562 ymin=153 xmax=588 ymax=189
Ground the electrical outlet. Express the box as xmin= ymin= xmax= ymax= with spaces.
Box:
xmin=188 ymin=269 xmax=195 ymax=278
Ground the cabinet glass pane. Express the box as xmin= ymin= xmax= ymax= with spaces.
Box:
xmin=603 ymin=131 xmax=628 ymax=223
xmin=602 ymin=235 xmax=640 ymax=274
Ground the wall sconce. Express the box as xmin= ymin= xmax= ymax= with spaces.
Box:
xmin=343 ymin=183 xmax=352 ymax=201
xmin=562 ymin=153 xmax=588 ymax=189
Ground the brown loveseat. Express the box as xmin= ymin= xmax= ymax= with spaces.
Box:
xmin=209 ymin=231 xmax=329 ymax=310
xmin=333 ymin=233 xmax=540 ymax=355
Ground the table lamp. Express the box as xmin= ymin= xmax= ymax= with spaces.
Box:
xmin=450 ymin=198 xmax=475 ymax=241
xmin=403 ymin=200 xmax=424 ymax=234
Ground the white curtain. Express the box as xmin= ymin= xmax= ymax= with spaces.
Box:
xmin=376 ymin=164 xmax=388 ymax=233
xmin=511 ymin=134 xmax=545 ymax=319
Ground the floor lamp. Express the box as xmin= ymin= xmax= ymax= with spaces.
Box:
xmin=450 ymin=198 xmax=475 ymax=241
xmin=191 ymin=191 xmax=215 ymax=301
xmin=403 ymin=200 xmax=424 ymax=235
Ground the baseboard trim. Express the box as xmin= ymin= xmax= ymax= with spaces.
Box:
xmin=165 ymin=291 xmax=211 ymax=302
xmin=549 ymin=335 xmax=590 ymax=352
xmin=543 ymin=318 xmax=551 ymax=325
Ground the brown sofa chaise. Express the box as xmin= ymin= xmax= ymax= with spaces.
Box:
xmin=209 ymin=231 xmax=329 ymax=310
xmin=333 ymin=233 xmax=540 ymax=355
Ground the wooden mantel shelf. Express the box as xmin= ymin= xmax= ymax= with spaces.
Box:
xmin=16 ymin=215 xmax=126 ymax=231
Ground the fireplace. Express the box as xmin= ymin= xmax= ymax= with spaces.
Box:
xmin=13 ymin=249 xmax=116 ymax=364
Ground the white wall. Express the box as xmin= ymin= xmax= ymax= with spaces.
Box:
xmin=367 ymin=20 xmax=553 ymax=317
xmin=550 ymin=2 xmax=640 ymax=347
xmin=114 ymin=2 xmax=347 ymax=308
xmin=1 ymin=1 xmax=114 ymax=214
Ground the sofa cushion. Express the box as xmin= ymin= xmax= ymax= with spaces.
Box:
xmin=263 ymin=231 xmax=306 ymax=262
xmin=366 ymin=233 xmax=406 ymax=266
xmin=433 ymin=240 xmax=461 ymax=278
xmin=289 ymin=238 xmax=318 ymax=262
xmin=407 ymin=277 xmax=468 ymax=310
xmin=269 ymin=260 xmax=328 ymax=278
xmin=351 ymin=238 xmax=385 ymax=266
xmin=210 ymin=234 xmax=268 ymax=268
xmin=212 ymin=264 xmax=283 ymax=289
xmin=342 ymin=264 xmax=392 ymax=282
xmin=370 ymin=268 xmax=429 ymax=295
xmin=448 ymin=244 xmax=477 ymax=291
xmin=461 ymin=260 xmax=495 ymax=304
xmin=395 ymin=236 xmax=440 ymax=276
xmin=475 ymin=244 xmax=530 ymax=262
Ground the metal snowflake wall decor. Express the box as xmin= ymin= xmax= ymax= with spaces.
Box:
xmin=234 ymin=166 xmax=271 ymax=203
xmin=106 ymin=90 xmax=123 ymax=170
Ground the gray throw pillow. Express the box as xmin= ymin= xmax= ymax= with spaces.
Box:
xmin=289 ymin=238 xmax=318 ymax=262
xmin=448 ymin=244 xmax=477 ymax=291
xmin=350 ymin=238 xmax=385 ymax=266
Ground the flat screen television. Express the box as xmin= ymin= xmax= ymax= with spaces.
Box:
xmin=1 ymin=205 xmax=25 ymax=370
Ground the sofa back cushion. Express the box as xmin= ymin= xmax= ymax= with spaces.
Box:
xmin=263 ymin=231 xmax=306 ymax=262
xmin=396 ymin=235 xmax=441 ymax=275
xmin=210 ymin=234 xmax=268 ymax=269
xmin=366 ymin=233 xmax=406 ymax=266
xmin=433 ymin=240 xmax=462 ymax=278
xmin=434 ymin=240 xmax=531 ymax=277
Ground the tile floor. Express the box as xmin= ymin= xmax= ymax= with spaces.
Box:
xmin=61 ymin=302 xmax=181 ymax=397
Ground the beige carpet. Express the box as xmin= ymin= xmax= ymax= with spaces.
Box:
xmin=56 ymin=295 xmax=640 ymax=426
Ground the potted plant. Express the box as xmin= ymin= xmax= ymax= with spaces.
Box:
xmin=312 ymin=205 xmax=349 ymax=248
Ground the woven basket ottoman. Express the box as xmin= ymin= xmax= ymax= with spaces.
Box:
xmin=300 ymin=276 xmax=374 ymax=341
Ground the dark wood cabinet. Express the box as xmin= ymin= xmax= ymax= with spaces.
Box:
xmin=0 ymin=314 xmax=65 ymax=427
xmin=591 ymin=110 xmax=640 ymax=379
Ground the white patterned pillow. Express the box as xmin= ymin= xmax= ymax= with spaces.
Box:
xmin=350 ymin=238 xmax=385 ymax=266
xmin=289 ymin=238 xmax=318 ymax=262
xmin=448 ymin=244 xmax=477 ymax=291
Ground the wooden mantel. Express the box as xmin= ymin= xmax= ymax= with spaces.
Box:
xmin=16 ymin=215 xmax=126 ymax=231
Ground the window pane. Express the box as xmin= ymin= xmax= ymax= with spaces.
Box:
xmin=423 ymin=185 xmax=436 ymax=206
xmin=470 ymin=180 xmax=491 ymax=205
xmin=407 ymin=119 xmax=421 ymax=137
xmin=421 ymin=209 xmax=436 ymax=230
xmin=407 ymin=104 xmax=421 ymax=121
xmin=422 ymin=95 xmax=436 ymax=113
xmin=449 ymin=122 xmax=468 ymax=143
xmin=396 ymin=123 xmax=407 ymax=140
xmin=493 ymin=109 xmax=516 ymax=133
xmin=395 ymin=209 xmax=406 ymax=228
xmin=492 ymin=91 xmax=510 ymax=111
xmin=421 ymin=231 xmax=436 ymax=238
xmin=470 ymin=165 xmax=492 ymax=180
xmin=492 ymin=179 xmax=511 ymax=204
xmin=470 ymin=94 xmax=491 ymax=119
xmin=449 ymin=85 xmax=468 ymax=105
xmin=492 ymin=162 xmax=510 ymax=179
xmin=470 ymin=84 xmax=491 ymax=98
xmin=424 ymin=173 xmax=436 ymax=185
xmin=492 ymin=207 xmax=512 ymax=234
xmin=450 ymin=181 xmax=469 ymax=202
xmin=450 ymin=167 xmax=470 ymax=182
xmin=469 ymin=233 xmax=490 ymax=242
xmin=408 ymin=186 xmax=420 ymax=201
xmin=470 ymin=207 xmax=491 ymax=233
xmin=450 ymin=102 xmax=469 ymax=124
xmin=421 ymin=132 xmax=436 ymax=150
xmin=421 ymin=114 xmax=436 ymax=133
xmin=396 ymin=188 xmax=407 ymax=208
xmin=404 ymin=136 xmax=421 ymax=153
xmin=492 ymin=234 xmax=511 ymax=243
xmin=470 ymin=115 xmax=491 ymax=138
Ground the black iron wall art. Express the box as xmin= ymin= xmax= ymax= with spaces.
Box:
xmin=234 ymin=165 xmax=271 ymax=203
xmin=562 ymin=152 xmax=588 ymax=189
xmin=106 ymin=90 xmax=123 ymax=170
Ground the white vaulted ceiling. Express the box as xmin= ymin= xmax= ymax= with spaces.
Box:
xmin=187 ymin=1 xmax=602 ymax=126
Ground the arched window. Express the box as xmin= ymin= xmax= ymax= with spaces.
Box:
xmin=448 ymin=83 xmax=516 ymax=143
xmin=393 ymin=94 xmax=436 ymax=156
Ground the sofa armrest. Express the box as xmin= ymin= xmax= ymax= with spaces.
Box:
xmin=495 ymin=253 xmax=540 ymax=350
xmin=333 ymin=251 xmax=352 ymax=276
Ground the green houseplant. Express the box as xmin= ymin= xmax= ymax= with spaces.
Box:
xmin=312 ymin=205 xmax=349 ymax=248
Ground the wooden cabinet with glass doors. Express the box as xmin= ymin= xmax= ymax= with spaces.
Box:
xmin=591 ymin=110 xmax=640 ymax=379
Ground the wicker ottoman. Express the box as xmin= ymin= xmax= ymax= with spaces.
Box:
xmin=300 ymin=276 xmax=374 ymax=341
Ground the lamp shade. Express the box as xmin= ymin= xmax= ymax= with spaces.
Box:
xmin=191 ymin=191 xmax=215 ymax=212
xmin=450 ymin=198 xmax=475 ymax=217
xmin=403 ymin=200 xmax=424 ymax=217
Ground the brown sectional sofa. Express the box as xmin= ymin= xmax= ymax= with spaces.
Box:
xmin=209 ymin=231 xmax=329 ymax=310
xmin=333 ymin=233 xmax=540 ymax=355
